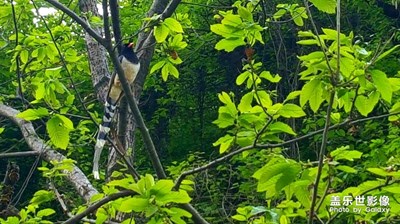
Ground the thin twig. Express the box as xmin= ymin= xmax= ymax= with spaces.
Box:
xmin=0 ymin=151 xmax=40 ymax=158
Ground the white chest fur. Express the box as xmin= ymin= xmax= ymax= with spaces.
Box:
xmin=120 ymin=57 xmax=140 ymax=84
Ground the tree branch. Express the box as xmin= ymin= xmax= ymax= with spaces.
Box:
xmin=0 ymin=104 xmax=98 ymax=202
xmin=174 ymin=111 xmax=400 ymax=189
xmin=308 ymin=92 xmax=335 ymax=224
xmin=0 ymin=151 xmax=40 ymax=159
xmin=63 ymin=190 xmax=134 ymax=224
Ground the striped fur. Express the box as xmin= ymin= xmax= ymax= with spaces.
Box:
xmin=93 ymin=43 xmax=140 ymax=179
xmin=93 ymin=101 xmax=117 ymax=179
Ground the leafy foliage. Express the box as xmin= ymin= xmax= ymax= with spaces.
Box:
xmin=2 ymin=0 xmax=400 ymax=223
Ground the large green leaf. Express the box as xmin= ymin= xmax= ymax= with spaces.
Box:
xmin=238 ymin=92 xmax=253 ymax=112
xmin=215 ymin=38 xmax=246 ymax=52
xmin=309 ymin=0 xmax=336 ymax=14
xmin=330 ymin=146 xmax=362 ymax=161
xmin=210 ymin=24 xmax=242 ymax=38
xmin=37 ymin=209 xmax=55 ymax=218
xmin=355 ymin=91 xmax=380 ymax=116
xmin=118 ymin=197 xmax=149 ymax=213
xmin=154 ymin=24 xmax=169 ymax=43
xmin=150 ymin=180 xmax=174 ymax=196
xmin=253 ymin=162 xmax=301 ymax=198
xmin=16 ymin=108 xmax=49 ymax=121
xmin=300 ymin=78 xmax=323 ymax=112
xmin=339 ymin=57 xmax=355 ymax=78
xmin=279 ymin=103 xmax=306 ymax=118
xmin=46 ymin=115 xmax=72 ymax=149
xmin=156 ymin=190 xmax=191 ymax=204
xmin=268 ymin=122 xmax=296 ymax=135
xmin=370 ymin=70 xmax=392 ymax=103
xmin=163 ymin=18 xmax=183 ymax=33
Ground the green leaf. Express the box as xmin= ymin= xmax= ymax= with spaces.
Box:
xmin=298 ymin=51 xmax=324 ymax=61
xmin=330 ymin=146 xmax=362 ymax=161
xmin=293 ymin=180 xmax=311 ymax=209
xmin=383 ymin=186 xmax=400 ymax=193
xmin=237 ymin=6 xmax=252 ymax=21
xmin=370 ymin=70 xmax=392 ymax=103
xmin=273 ymin=9 xmax=287 ymax=19
xmin=292 ymin=8 xmax=304 ymax=26
xmin=16 ymin=108 xmax=49 ymax=121
xmin=170 ymin=207 xmax=192 ymax=218
xmin=375 ymin=45 xmax=400 ymax=63
xmin=56 ymin=114 xmax=74 ymax=130
xmin=389 ymin=78 xmax=400 ymax=92
xmin=339 ymin=57 xmax=355 ymax=78
xmin=161 ymin=63 xmax=169 ymax=81
xmin=300 ymin=78 xmax=323 ymax=112
xmin=215 ymin=38 xmax=246 ymax=52
xmin=37 ymin=208 xmax=55 ymax=218
xmin=218 ymin=92 xmax=233 ymax=105
xmin=256 ymin=90 xmax=272 ymax=108
xmin=150 ymin=60 xmax=166 ymax=74
xmin=232 ymin=214 xmax=247 ymax=221
xmin=0 ymin=127 xmax=4 ymax=134
xmin=151 ymin=180 xmax=174 ymax=197
xmin=309 ymin=0 xmax=336 ymax=14
xmin=267 ymin=103 xmax=283 ymax=116
xmin=30 ymin=190 xmax=54 ymax=206
xmin=213 ymin=134 xmax=234 ymax=153
xmin=210 ymin=24 xmax=243 ymax=38
xmin=46 ymin=115 xmax=71 ymax=149
xmin=163 ymin=18 xmax=183 ymax=33
xmin=367 ymin=168 xmax=388 ymax=177
xmin=20 ymin=49 xmax=29 ymax=63
xmin=118 ymin=197 xmax=149 ymax=213
xmin=279 ymin=104 xmax=306 ymax=118
xmin=238 ymin=92 xmax=253 ymax=112
xmin=268 ymin=122 xmax=296 ymax=135
xmin=297 ymin=39 xmax=318 ymax=45
xmin=222 ymin=14 xmax=242 ymax=26
xmin=389 ymin=102 xmax=400 ymax=121
xmin=336 ymin=165 xmax=357 ymax=173
xmin=355 ymin=91 xmax=380 ymax=116
xmin=154 ymin=24 xmax=169 ymax=43
xmin=340 ymin=91 xmax=355 ymax=113
xmin=253 ymin=162 xmax=301 ymax=197
xmin=236 ymin=71 xmax=250 ymax=85
xmin=213 ymin=112 xmax=235 ymax=128
xmin=284 ymin=91 xmax=301 ymax=102
xmin=156 ymin=190 xmax=191 ymax=204
xmin=259 ymin=71 xmax=281 ymax=83
xmin=35 ymin=83 xmax=46 ymax=100
xmin=107 ymin=179 xmax=132 ymax=189
xmin=167 ymin=63 xmax=179 ymax=78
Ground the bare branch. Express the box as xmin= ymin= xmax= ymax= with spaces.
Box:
xmin=0 ymin=151 xmax=40 ymax=159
